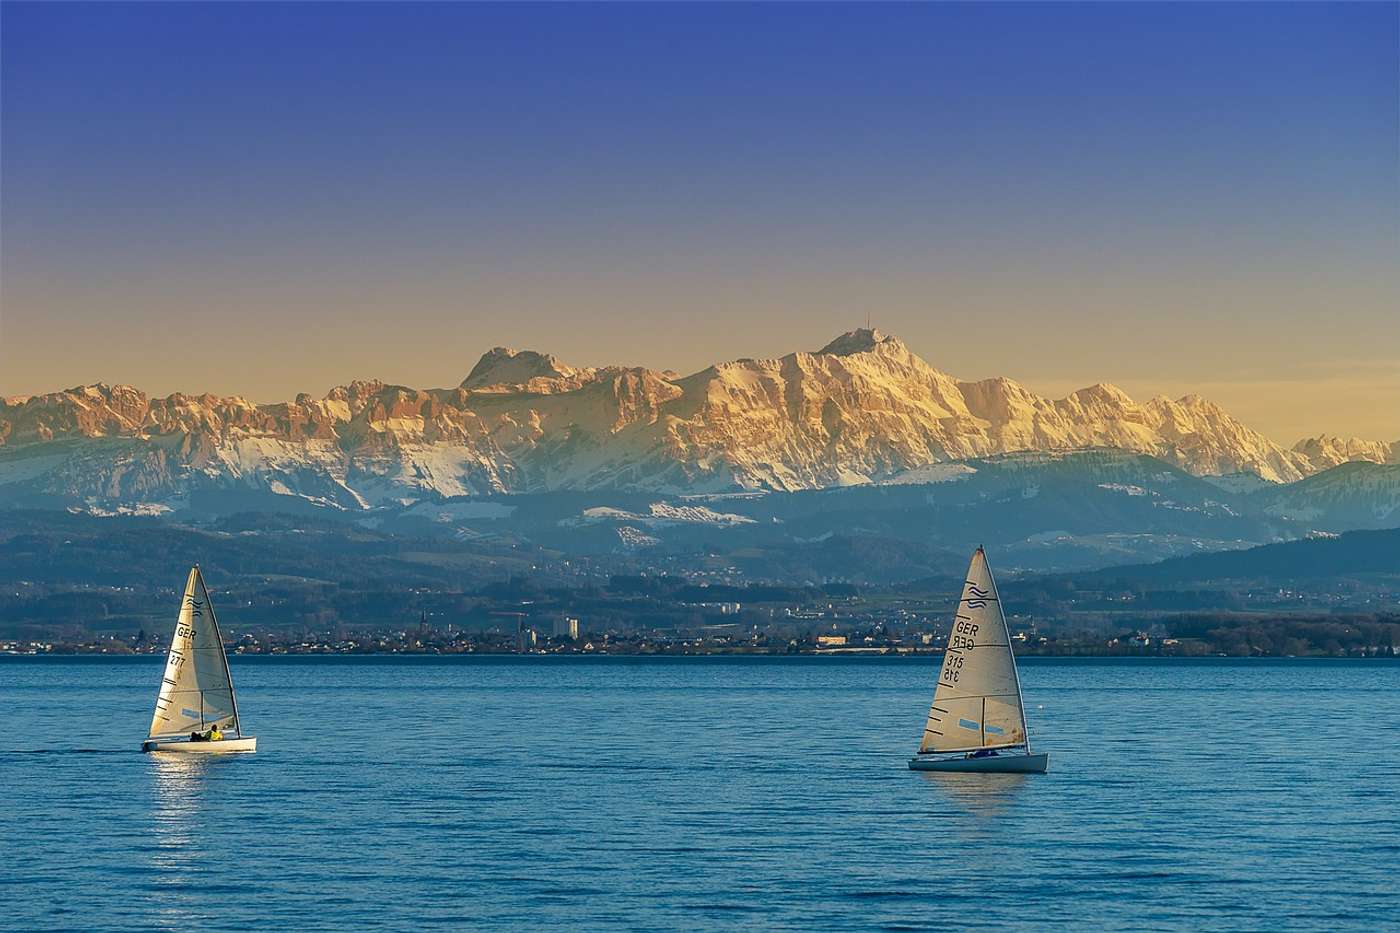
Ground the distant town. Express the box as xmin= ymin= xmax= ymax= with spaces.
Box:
xmin=7 ymin=591 xmax=1397 ymax=659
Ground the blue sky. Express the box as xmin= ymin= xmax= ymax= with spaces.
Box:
xmin=2 ymin=3 xmax=1396 ymax=440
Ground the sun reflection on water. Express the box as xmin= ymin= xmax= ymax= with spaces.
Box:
xmin=918 ymin=771 xmax=1030 ymax=821
xmin=147 ymin=754 xmax=225 ymax=927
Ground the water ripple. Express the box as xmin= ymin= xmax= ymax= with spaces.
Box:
xmin=2 ymin=656 xmax=1397 ymax=931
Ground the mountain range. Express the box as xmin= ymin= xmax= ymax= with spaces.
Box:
xmin=2 ymin=329 xmax=1396 ymax=515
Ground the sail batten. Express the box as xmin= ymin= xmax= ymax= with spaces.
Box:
xmin=147 ymin=567 xmax=241 ymax=739
xmin=914 ymin=742 xmax=1027 ymax=755
xmin=917 ymin=548 xmax=1030 ymax=755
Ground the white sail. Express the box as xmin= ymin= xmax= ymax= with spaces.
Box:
xmin=919 ymin=548 xmax=1029 ymax=754
xmin=148 ymin=566 xmax=241 ymax=739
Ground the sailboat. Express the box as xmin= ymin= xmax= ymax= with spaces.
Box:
xmin=141 ymin=566 xmax=256 ymax=754
xmin=909 ymin=547 xmax=1048 ymax=773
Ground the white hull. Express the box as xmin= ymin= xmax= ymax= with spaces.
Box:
xmin=909 ymin=752 xmax=1048 ymax=773
xmin=142 ymin=736 xmax=257 ymax=754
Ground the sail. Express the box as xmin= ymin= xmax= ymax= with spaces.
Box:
xmin=918 ymin=548 xmax=1029 ymax=753
xmin=148 ymin=567 xmax=240 ymax=738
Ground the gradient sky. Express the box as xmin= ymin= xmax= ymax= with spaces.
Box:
xmin=2 ymin=2 xmax=1396 ymax=442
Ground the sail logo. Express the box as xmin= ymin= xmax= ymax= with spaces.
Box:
xmin=964 ymin=584 xmax=992 ymax=608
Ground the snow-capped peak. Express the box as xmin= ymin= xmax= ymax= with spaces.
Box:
xmin=1292 ymin=434 xmax=1400 ymax=471
xmin=815 ymin=328 xmax=901 ymax=356
xmin=461 ymin=347 xmax=589 ymax=391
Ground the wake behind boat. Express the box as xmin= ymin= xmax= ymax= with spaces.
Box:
xmin=910 ymin=547 xmax=1047 ymax=774
xmin=141 ymin=566 xmax=256 ymax=754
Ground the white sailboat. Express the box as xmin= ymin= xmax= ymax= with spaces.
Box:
xmin=910 ymin=547 xmax=1048 ymax=773
xmin=141 ymin=566 xmax=256 ymax=754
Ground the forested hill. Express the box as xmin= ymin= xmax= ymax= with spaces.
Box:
xmin=1077 ymin=528 xmax=1400 ymax=585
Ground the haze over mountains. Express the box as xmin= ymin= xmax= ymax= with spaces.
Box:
xmin=2 ymin=330 xmax=1396 ymax=516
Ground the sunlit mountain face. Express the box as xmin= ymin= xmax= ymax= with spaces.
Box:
xmin=1 ymin=330 xmax=1396 ymax=516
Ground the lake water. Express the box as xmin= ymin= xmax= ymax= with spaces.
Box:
xmin=3 ymin=656 xmax=1397 ymax=931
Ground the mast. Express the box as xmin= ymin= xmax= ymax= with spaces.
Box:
xmin=196 ymin=565 xmax=242 ymax=737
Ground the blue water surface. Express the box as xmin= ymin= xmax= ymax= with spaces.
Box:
xmin=2 ymin=656 xmax=1397 ymax=931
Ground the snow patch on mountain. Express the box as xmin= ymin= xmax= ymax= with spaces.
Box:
xmin=647 ymin=503 xmax=756 ymax=525
xmin=573 ymin=503 xmax=755 ymax=528
xmin=1098 ymin=483 xmax=1149 ymax=496
xmin=616 ymin=526 xmax=661 ymax=549
xmin=78 ymin=502 xmax=174 ymax=517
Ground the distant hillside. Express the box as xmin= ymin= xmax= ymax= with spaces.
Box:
xmin=1 ymin=450 xmax=1397 ymax=594
xmin=1247 ymin=462 xmax=1400 ymax=530
xmin=2 ymin=509 xmax=1395 ymax=642
xmin=1079 ymin=527 xmax=1400 ymax=585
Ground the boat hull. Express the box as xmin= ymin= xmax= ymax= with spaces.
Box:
xmin=142 ymin=737 xmax=257 ymax=754
xmin=909 ymin=752 xmax=1048 ymax=773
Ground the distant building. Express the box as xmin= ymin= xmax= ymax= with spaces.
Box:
xmin=816 ymin=634 xmax=848 ymax=647
xmin=553 ymin=617 xmax=580 ymax=640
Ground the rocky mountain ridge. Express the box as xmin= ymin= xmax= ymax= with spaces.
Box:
xmin=2 ymin=330 xmax=1395 ymax=511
